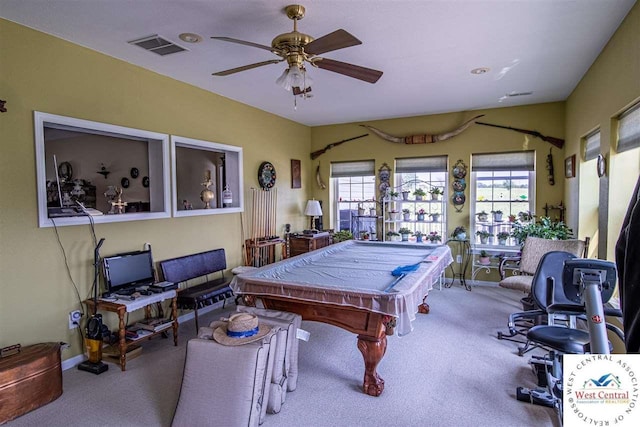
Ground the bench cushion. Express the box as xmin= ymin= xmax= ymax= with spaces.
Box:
xmin=176 ymin=278 xmax=231 ymax=305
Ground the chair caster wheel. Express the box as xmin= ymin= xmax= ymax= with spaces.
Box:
xmin=497 ymin=332 xmax=504 ymax=339
xmin=518 ymin=347 xmax=525 ymax=357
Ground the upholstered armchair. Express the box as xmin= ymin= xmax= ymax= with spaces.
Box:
xmin=498 ymin=236 xmax=590 ymax=297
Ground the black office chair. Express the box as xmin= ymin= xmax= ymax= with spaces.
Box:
xmin=498 ymin=251 xmax=581 ymax=355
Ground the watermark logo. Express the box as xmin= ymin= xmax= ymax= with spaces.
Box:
xmin=564 ymin=355 xmax=639 ymax=425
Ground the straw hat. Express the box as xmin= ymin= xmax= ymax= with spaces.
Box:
xmin=213 ymin=313 xmax=271 ymax=346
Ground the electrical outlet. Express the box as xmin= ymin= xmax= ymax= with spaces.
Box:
xmin=69 ymin=310 xmax=82 ymax=329
xmin=456 ymin=255 xmax=462 ymax=264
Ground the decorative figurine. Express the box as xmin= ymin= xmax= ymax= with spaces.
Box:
xmin=200 ymin=170 xmax=215 ymax=209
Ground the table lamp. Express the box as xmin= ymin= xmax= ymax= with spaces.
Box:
xmin=304 ymin=199 xmax=323 ymax=232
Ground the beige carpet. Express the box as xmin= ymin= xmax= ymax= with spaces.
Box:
xmin=7 ymin=284 xmax=558 ymax=426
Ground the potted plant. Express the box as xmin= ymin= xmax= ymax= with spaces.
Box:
xmin=429 ymin=212 xmax=440 ymax=222
xmin=369 ymin=206 xmax=377 ymax=216
xmin=360 ymin=231 xmax=370 ymax=240
xmin=476 ymin=211 xmax=489 ymax=222
xmin=413 ymin=188 xmax=426 ymax=201
xmin=414 ymin=230 xmax=424 ymax=243
xmin=402 ymin=208 xmax=411 ymax=221
xmin=388 ymin=209 xmax=401 ymax=221
xmin=427 ymin=231 xmax=442 ymax=244
xmin=508 ymin=214 xmax=517 ymax=223
xmin=416 ymin=208 xmax=426 ymax=221
xmin=398 ymin=227 xmax=412 ymax=241
xmin=386 ymin=230 xmax=401 ymax=241
xmin=332 ymin=230 xmax=353 ymax=243
xmin=358 ymin=203 xmax=365 ymax=216
xmin=476 ymin=229 xmax=491 ymax=244
xmin=518 ymin=210 xmax=534 ymax=223
xmin=451 ymin=226 xmax=467 ymax=240
xmin=510 ymin=216 xmax=573 ymax=245
xmin=428 ymin=187 xmax=443 ymax=200
xmin=401 ymin=189 xmax=411 ymax=200
xmin=478 ymin=250 xmax=491 ymax=265
xmin=491 ymin=209 xmax=503 ymax=222
xmin=388 ymin=190 xmax=399 ymax=200
xmin=497 ymin=231 xmax=511 ymax=245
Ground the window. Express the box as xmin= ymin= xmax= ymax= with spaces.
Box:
xmin=34 ymin=112 xmax=170 ymax=228
xmin=331 ymin=160 xmax=376 ymax=233
xmin=471 ymin=151 xmax=535 ymax=246
xmin=171 ymin=135 xmax=243 ymax=217
xmin=583 ymin=129 xmax=601 ymax=161
xmin=393 ymin=156 xmax=448 ymax=238
xmin=617 ymin=102 xmax=640 ymax=153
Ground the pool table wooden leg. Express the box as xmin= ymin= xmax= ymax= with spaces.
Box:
xmin=418 ymin=294 xmax=430 ymax=314
xmin=357 ymin=321 xmax=387 ymax=397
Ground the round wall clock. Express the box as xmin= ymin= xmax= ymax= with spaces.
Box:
xmin=258 ymin=161 xmax=276 ymax=189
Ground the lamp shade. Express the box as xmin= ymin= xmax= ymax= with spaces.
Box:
xmin=304 ymin=200 xmax=323 ymax=217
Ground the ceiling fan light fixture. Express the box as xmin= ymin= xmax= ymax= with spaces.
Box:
xmin=276 ymin=68 xmax=292 ymax=91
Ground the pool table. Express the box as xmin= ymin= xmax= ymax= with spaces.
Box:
xmin=230 ymin=240 xmax=453 ymax=396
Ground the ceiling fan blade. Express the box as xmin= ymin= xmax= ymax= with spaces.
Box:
xmin=212 ymin=59 xmax=283 ymax=76
xmin=314 ymin=58 xmax=383 ymax=83
xmin=211 ymin=36 xmax=282 ymax=55
xmin=305 ymin=29 xmax=362 ymax=56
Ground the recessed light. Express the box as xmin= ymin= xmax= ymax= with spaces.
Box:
xmin=179 ymin=33 xmax=202 ymax=43
xmin=471 ymin=67 xmax=490 ymax=75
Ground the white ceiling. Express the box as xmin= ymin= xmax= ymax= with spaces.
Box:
xmin=1 ymin=0 xmax=636 ymax=126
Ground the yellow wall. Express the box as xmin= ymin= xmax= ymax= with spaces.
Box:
xmin=0 ymin=19 xmax=311 ymax=358
xmin=566 ymin=2 xmax=640 ymax=261
xmin=310 ymin=103 xmax=567 ymax=238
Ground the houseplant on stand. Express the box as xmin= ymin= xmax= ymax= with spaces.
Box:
xmin=477 ymin=211 xmax=489 ymax=222
xmin=478 ymin=250 xmax=491 ymax=265
xmin=451 ymin=226 xmax=467 ymax=240
xmin=398 ymin=227 xmax=412 ymax=241
xmin=386 ymin=230 xmax=401 ymax=242
xmin=402 ymin=208 xmax=411 ymax=221
xmin=427 ymin=231 xmax=442 ymax=244
xmin=476 ymin=229 xmax=491 ymax=244
xmin=413 ymin=188 xmax=426 ymax=201
xmin=429 ymin=187 xmax=443 ymax=200
xmin=497 ymin=231 xmax=511 ymax=245
xmin=414 ymin=230 xmax=424 ymax=243
xmin=491 ymin=210 xmax=503 ymax=222
xmin=416 ymin=208 xmax=426 ymax=221
xmin=429 ymin=213 xmax=440 ymax=222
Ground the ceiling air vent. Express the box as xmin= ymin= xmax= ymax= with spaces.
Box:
xmin=128 ymin=35 xmax=187 ymax=56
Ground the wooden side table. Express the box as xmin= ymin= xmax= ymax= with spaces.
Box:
xmin=288 ymin=232 xmax=331 ymax=257
xmin=84 ymin=291 xmax=178 ymax=371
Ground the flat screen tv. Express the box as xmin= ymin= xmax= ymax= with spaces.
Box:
xmin=102 ymin=250 xmax=155 ymax=295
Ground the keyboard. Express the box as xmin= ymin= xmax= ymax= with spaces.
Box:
xmin=115 ymin=288 xmax=136 ymax=296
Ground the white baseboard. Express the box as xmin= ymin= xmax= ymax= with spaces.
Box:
xmin=62 ymin=299 xmax=232 ymax=371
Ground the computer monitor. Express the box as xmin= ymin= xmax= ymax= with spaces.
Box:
xmin=102 ymin=250 xmax=155 ymax=295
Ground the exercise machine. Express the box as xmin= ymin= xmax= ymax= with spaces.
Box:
xmin=515 ymin=258 xmax=622 ymax=421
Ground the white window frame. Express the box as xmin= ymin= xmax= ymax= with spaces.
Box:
xmin=170 ymin=135 xmax=243 ymax=217
xmin=34 ymin=112 xmax=171 ymax=228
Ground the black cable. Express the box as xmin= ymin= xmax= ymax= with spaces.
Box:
xmin=50 ymin=218 xmax=85 ymax=315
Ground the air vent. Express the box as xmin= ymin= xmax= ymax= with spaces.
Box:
xmin=506 ymin=91 xmax=533 ymax=98
xmin=128 ymin=35 xmax=187 ymax=56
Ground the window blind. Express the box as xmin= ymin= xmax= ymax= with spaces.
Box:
xmin=395 ymin=155 xmax=447 ymax=173
xmin=330 ymin=160 xmax=375 ymax=177
xmin=584 ymin=130 xmax=601 ymax=161
xmin=617 ymin=102 xmax=640 ymax=153
xmin=472 ymin=151 xmax=535 ymax=171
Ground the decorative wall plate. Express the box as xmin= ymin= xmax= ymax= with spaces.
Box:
xmin=452 ymin=159 xmax=467 ymax=179
xmin=121 ymin=177 xmax=130 ymax=188
xmin=130 ymin=167 xmax=139 ymax=179
xmin=258 ymin=161 xmax=276 ymax=189
xmin=452 ymin=179 xmax=466 ymax=192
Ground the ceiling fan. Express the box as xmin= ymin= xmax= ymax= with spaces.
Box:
xmin=211 ymin=4 xmax=383 ymax=96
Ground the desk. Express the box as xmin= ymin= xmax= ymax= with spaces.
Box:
xmin=231 ymin=240 xmax=452 ymax=396
xmin=84 ymin=290 xmax=178 ymax=371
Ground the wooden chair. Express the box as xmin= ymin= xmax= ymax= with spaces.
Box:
xmin=498 ymin=236 xmax=590 ymax=296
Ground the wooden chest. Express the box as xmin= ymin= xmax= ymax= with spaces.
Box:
xmin=0 ymin=342 xmax=62 ymax=424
